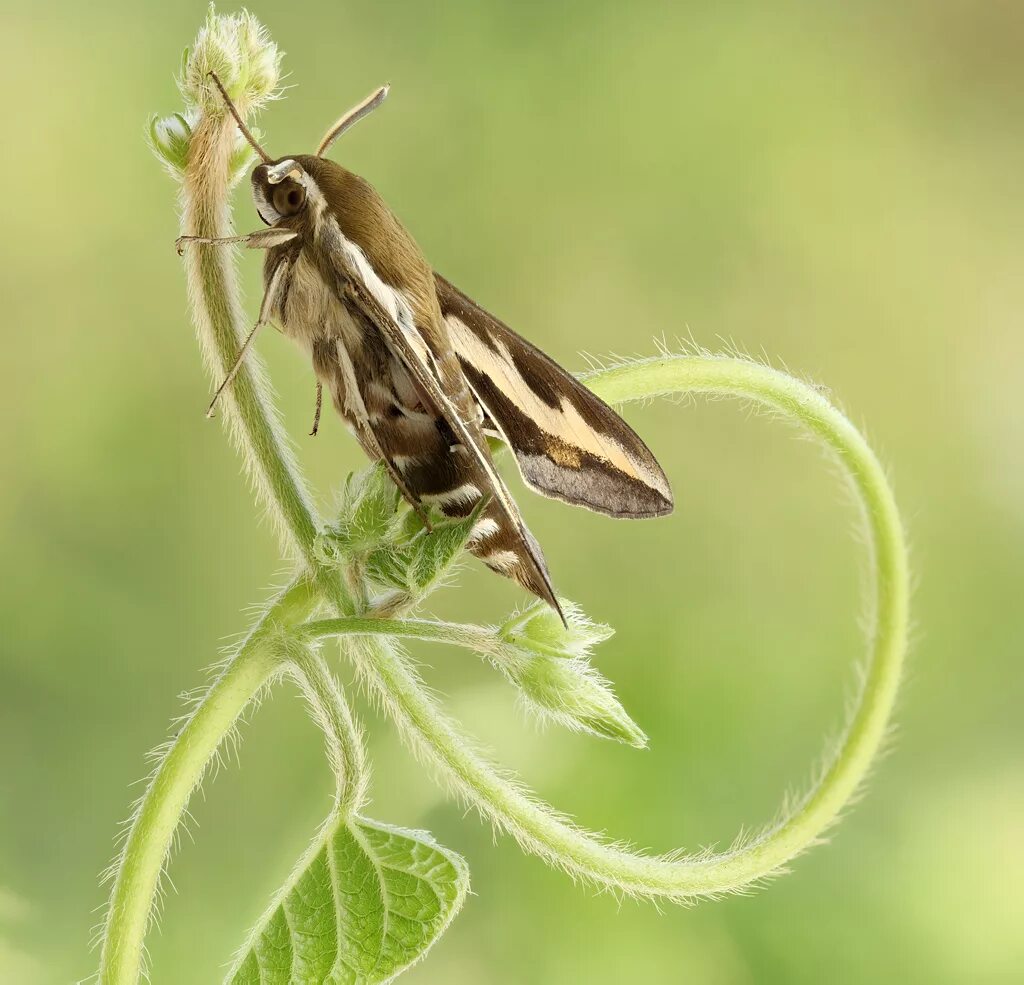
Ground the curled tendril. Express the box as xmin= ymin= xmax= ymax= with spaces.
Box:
xmin=336 ymin=354 xmax=909 ymax=899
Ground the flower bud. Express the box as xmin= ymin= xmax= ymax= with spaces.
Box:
xmin=499 ymin=599 xmax=613 ymax=660
xmin=509 ymin=652 xmax=648 ymax=749
xmin=150 ymin=10 xmax=280 ymax=185
xmin=332 ymin=466 xmax=403 ymax=554
xmin=227 ymin=132 xmax=263 ymax=184
xmin=148 ymin=111 xmax=197 ymax=176
xmin=406 ymin=506 xmax=482 ymax=591
xmin=178 ymin=7 xmax=282 ymax=115
xmin=364 ymin=501 xmax=483 ymax=595
xmin=495 ymin=601 xmax=646 ymax=748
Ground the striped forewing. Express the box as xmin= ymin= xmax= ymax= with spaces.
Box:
xmin=435 ymin=275 xmax=673 ymax=519
xmin=309 ymin=219 xmax=561 ymax=615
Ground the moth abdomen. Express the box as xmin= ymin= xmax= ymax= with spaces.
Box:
xmin=447 ymin=490 xmax=559 ymax=609
xmin=392 ymin=423 xmax=559 ymax=612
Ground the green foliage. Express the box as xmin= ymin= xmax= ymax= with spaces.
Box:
xmin=226 ymin=814 xmax=468 ymax=985
xmin=148 ymin=112 xmax=193 ymax=174
xmin=499 ymin=599 xmax=613 ymax=660
xmin=368 ymin=506 xmax=483 ymax=596
xmin=334 ymin=467 xmax=404 ymax=553
xmin=324 ymin=465 xmax=485 ymax=597
xmin=504 ymin=647 xmax=648 ymax=748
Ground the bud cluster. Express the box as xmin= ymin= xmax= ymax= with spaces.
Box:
xmin=148 ymin=7 xmax=281 ymax=181
xmin=316 ymin=466 xmax=484 ymax=602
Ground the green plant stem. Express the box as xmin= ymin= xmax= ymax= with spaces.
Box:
xmin=180 ymin=110 xmax=320 ymax=564
xmin=98 ymin=577 xmax=319 ymax=985
xmin=288 ymin=648 xmax=368 ymax=814
xmin=100 ymin=90 xmax=373 ymax=982
xmin=349 ymin=355 xmax=909 ymax=899
xmin=296 ymin=617 xmax=496 ymax=655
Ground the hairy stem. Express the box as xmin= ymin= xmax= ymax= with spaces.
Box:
xmin=296 ymin=617 xmax=497 ymax=655
xmin=288 ymin=648 xmax=369 ymax=814
xmin=98 ymin=577 xmax=319 ymax=985
xmin=180 ymin=110 xmax=320 ymax=562
xmin=349 ymin=355 xmax=909 ymax=899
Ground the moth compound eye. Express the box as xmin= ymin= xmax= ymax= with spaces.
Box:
xmin=272 ymin=183 xmax=306 ymax=216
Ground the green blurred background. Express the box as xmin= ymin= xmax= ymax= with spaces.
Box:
xmin=2 ymin=1 xmax=1022 ymax=982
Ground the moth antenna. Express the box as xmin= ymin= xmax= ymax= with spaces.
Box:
xmin=208 ymin=71 xmax=272 ymax=163
xmin=316 ymin=84 xmax=390 ymax=157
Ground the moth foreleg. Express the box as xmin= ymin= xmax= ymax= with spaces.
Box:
xmin=206 ymin=260 xmax=290 ymax=418
xmin=309 ymin=381 xmax=323 ymax=437
xmin=175 ymin=227 xmax=297 ymax=256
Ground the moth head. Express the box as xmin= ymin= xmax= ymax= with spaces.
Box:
xmin=204 ymin=72 xmax=305 ymax=224
xmin=207 ymin=70 xmax=389 ymax=225
xmin=251 ymin=159 xmax=309 ymax=225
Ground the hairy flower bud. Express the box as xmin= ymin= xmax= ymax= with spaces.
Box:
xmin=512 ymin=654 xmax=648 ymax=748
xmin=495 ymin=601 xmax=647 ymax=748
xmin=178 ymin=6 xmax=281 ymax=115
xmin=149 ymin=8 xmax=280 ymax=185
xmin=333 ymin=466 xmax=403 ymax=553
xmin=148 ymin=111 xmax=197 ymax=176
xmin=499 ymin=600 xmax=613 ymax=659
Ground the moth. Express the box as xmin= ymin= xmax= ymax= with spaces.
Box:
xmin=178 ymin=73 xmax=673 ymax=621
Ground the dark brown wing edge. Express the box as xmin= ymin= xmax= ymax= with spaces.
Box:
xmin=435 ymin=274 xmax=674 ymax=519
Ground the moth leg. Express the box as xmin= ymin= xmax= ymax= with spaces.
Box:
xmin=175 ymin=227 xmax=297 ymax=256
xmin=309 ymin=381 xmax=323 ymax=437
xmin=206 ymin=260 xmax=289 ymax=418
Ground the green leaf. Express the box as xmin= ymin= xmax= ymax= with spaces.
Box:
xmin=407 ymin=505 xmax=483 ymax=591
xmin=363 ymin=499 xmax=484 ymax=596
xmin=332 ymin=466 xmax=403 ymax=553
xmin=364 ymin=542 xmax=416 ymax=592
xmin=227 ymin=814 xmax=469 ymax=985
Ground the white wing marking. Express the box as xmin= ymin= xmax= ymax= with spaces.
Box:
xmin=446 ymin=315 xmax=668 ymax=496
